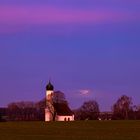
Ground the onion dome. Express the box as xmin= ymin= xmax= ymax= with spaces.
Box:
xmin=46 ymin=81 xmax=54 ymax=90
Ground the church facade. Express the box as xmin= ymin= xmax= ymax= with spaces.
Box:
xmin=45 ymin=81 xmax=74 ymax=121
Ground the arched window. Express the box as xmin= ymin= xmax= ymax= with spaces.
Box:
xmin=68 ymin=118 xmax=70 ymax=121
xmin=64 ymin=118 xmax=67 ymax=121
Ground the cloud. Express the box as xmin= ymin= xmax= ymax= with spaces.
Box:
xmin=79 ymin=89 xmax=91 ymax=96
xmin=0 ymin=5 xmax=138 ymax=34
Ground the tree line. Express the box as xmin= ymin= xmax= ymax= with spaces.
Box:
xmin=0 ymin=93 xmax=140 ymax=121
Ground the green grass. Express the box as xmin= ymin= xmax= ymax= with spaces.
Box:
xmin=0 ymin=121 xmax=140 ymax=140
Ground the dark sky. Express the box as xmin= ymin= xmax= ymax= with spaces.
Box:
xmin=0 ymin=0 xmax=140 ymax=111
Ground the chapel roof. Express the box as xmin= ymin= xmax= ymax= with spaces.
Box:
xmin=53 ymin=103 xmax=74 ymax=116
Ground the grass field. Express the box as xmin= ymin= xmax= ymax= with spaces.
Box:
xmin=0 ymin=121 xmax=140 ymax=140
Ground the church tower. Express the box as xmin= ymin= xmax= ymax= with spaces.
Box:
xmin=46 ymin=81 xmax=54 ymax=101
xmin=45 ymin=81 xmax=54 ymax=121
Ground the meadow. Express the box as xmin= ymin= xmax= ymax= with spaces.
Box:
xmin=0 ymin=121 xmax=140 ymax=140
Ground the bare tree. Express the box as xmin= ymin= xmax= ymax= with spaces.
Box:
xmin=52 ymin=91 xmax=67 ymax=104
xmin=76 ymin=100 xmax=100 ymax=120
xmin=134 ymin=105 xmax=140 ymax=119
xmin=112 ymin=95 xmax=133 ymax=119
xmin=8 ymin=101 xmax=36 ymax=109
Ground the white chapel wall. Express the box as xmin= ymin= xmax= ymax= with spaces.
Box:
xmin=57 ymin=115 xmax=74 ymax=121
xmin=45 ymin=108 xmax=52 ymax=121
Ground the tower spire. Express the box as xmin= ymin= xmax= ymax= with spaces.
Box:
xmin=46 ymin=79 xmax=54 ymax=91
xmin=49 ymin=77 xmax=51 ymax=84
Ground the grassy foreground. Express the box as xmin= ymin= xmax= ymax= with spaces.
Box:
xmin=0 ymin=121 xmax=140 ymax=140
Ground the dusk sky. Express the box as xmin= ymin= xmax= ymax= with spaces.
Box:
xmin=0 ymin=0 xmax=140 ymax=111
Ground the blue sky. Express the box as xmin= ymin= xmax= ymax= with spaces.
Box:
xmin=0 ymin=0 xmax=140 ymax=110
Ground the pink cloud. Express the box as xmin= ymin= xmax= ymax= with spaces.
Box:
xmin=79 ymin=89 xmax=91 ymax=96
xmin=0 ymin=5 xmax=138 ymax=33
xmin=73 ymin=89 xmax=93 ymax=98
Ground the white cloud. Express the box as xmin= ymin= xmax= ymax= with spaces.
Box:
xmin=79 ymin=89 xmax=91 ymax=96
